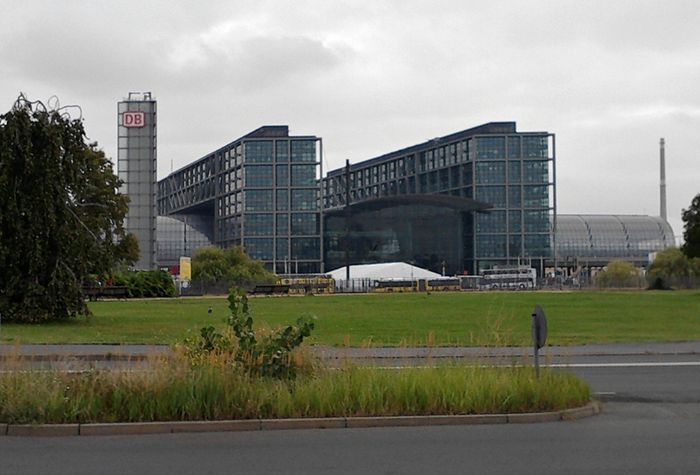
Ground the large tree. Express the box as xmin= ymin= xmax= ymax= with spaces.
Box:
xmin=681 ymin=193 xmax=700 ymax=259
xmin=0 ymin=95 xmax=129 ymax=322
xmin=192 ymin=245 xmax=276 ymax=287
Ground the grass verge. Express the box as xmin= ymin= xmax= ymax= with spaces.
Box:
xmin=0 ymin=358 xmax=590 ymax=424
xmin=1 ymin=290 xmax=699 ymax=346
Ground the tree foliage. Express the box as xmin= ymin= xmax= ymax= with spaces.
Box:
xmin=681 ymin=193 xmax=700 ymax=259
xmin=594 ymin=260 xmax=640 ymax=288
xmin=648 ymin=247 xmax=700 ymax=289
xmin=114 ymin=233 xmax=140 ymax=267
xmin=0 ymin=95 xmax=129 ymax=322
xmin=192 ymin=245 xmax=276 ymax=288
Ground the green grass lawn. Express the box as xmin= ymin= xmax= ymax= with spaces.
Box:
xmin=1 ymin=290 xmax=699 ymax=346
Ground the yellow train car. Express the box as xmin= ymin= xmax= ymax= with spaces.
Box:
xmin=426 ymin=278 xmax=461 ymax=292
xmin=277 ymin=274 xmax=335 ymax=295
xmin=370 ymin=280 xmax=418 ymax=293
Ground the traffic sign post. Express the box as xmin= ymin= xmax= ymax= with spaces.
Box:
xmin=531 ymin=305 xmax=548 ymax=378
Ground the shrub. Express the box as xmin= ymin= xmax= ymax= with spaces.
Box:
xmin=594 ymin=261 xmax=640 ymax=288
xmin=183 ymin=288 xmax=315 ymax=379
xmin=113 ymin=270 xmax=176 ymax=298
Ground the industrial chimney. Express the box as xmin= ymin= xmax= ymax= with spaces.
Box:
xmin=660 ymin=138 xmax=667 ymax=221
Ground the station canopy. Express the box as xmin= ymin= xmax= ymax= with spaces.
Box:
xmin=327 ymin=262 xmax=442 ymax=281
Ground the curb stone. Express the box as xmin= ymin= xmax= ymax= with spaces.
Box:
xmin=7 ymin=424 xmax=79 ymax=437
xmin=261 ymin=417 xmax=345 ymax=431
xmin=1 ymin=402 xmax=599 ymax=437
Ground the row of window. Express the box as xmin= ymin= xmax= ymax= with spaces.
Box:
xmin=244 ymin=213 xmax=320 ymax=237
xmin=325 ymin=163 xmax=549 ymax=207
xmin=244 ymin=237 xmax=320 ymax=261
xmin=323 ymin=135 xmax=549 ymax=197
xmin=244 ymin=164 xmax=317 ymax=187
xmin=219 ymin=189 xmax=318 ymax=216
xmin=476 ymin=210 xmax=551 ymax=233
xmin=476 ymin=234 xmax=551 ymax=258
xmin=245 ymin=140 xmax=317 ymax=164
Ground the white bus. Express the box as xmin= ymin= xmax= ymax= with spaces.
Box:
xmin=479 ymin=266 xmax=537 ymax=290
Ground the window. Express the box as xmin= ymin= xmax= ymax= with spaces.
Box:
xmin=275 ymin=140 xmax=288 ymax=162
xmin=244 ymin=238 xmax=273 ymax=260
xmin=291 ymin=164 xmax=317 ymax=186
xmin=476 ymin=186 xmax=506 ymax=208
xmin=523 ymin=161 xmax=549 ymax=184
xmin=476 ymin=234 xmax=507 ymax=258
xmin=524 ymin=210 xmax=550 ymax=232
xmin=291 ymin=237 xmax=320 ymax=260
xmin=244 ymin=190 xmax=273 ymax=211
xmin=509 ymin=210 xmax=522 ymax=233
xmin=476 ymin=137 xmax=505 ymax=159
xmin=475 ymin=161 xmax=506 ymax=184
xmin=477 ymin=211 xmax=506 ymax=233
xmin=276 ymin=165 xmax=289 ymax=186
xmin=244 ymin=166 xmax=273 ymax=187
xmin=245 ymin=141 xmax=273 ymax=163
xmin=291 ymin=213 xmax=318 ymax=235
xmin=276 ymin=189 xmax=288 ymax=211
xmin=276 ymin=214 xmax=289 ymax=235
xmin=524 ymin=234 xmax=550 ymax=257
xmin=507 ymin=137 xmax=521 ymax=159
xmin=276 ymin=238 xmax=289 ymax=260
xmin=244 ymin=214 xmax=273 ymax=236
xmin=523 ymin=186 xmax=549 ymax=208
xmin=291 ymin=189 xmax=317 ymax=210
xmin=522 ymin=136 xmax=548 ymax=158
xmin=508 ymin=186 xmax=521 ymax=207
xmin=291 ymin=140 xmax=316 ymax=162
xmin=508 ymin=161 xmax=521 ymax=184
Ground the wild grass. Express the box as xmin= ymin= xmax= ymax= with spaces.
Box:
xmin=0 ymin=354 xmax=590 ymax=424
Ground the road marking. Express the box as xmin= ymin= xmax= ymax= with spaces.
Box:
xmin=546 ymin=362 xmax=700 ymax=368
xmin=367 ymin=361 xmax=700 ymax=370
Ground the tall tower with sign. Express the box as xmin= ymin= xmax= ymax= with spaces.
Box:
xmin=117 ymin=92 xmax=157 ymax=269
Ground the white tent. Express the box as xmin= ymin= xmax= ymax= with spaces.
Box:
xmin=328 ymin=262 xmax=442 ymax=281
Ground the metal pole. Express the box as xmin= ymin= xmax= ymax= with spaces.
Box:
xmin=319 ymin=138 xmax=325 ymax=273
xmin=345 ymin=159 xmax=351 ymax=281
xmin=551 ymin=134 xmax=558 ymax=289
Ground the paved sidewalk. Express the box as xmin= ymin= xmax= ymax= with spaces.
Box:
xmin=2 ymin=341 xmax=700 ymax=360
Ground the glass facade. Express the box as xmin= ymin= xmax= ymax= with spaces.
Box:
xmin=158 ymin=126 xmax=322 ymax=273
xmin=324 ymin=202 xmax=468 ymax=275
xmin=323 ymin=122 xmax=555 ymax=274
xmin=156 ymin=216 xmax=212 ymax=266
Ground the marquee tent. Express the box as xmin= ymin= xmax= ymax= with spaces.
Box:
xmin=327 ymin=262 xmax=442 ymax=281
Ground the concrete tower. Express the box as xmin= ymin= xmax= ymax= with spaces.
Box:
xmin=660 ymin=138 xmax=667 ymax=222
xmin=117 ymin=92 xmax=157 ymax=269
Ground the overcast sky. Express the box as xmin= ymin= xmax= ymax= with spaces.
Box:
xmin=2 ymin=0 xmax=698 ymax=240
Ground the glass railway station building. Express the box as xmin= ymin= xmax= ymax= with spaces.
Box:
xmin=148 ymin=118 xmax=674 ymax=277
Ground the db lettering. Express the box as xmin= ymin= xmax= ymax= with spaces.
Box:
xmin=123 ymin=112 xmax=145 ymax=128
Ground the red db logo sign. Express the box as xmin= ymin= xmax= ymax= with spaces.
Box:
xmin=123 ymin=112 xmax=146 ymax=128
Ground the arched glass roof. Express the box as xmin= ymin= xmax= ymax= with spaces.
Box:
xmin=554 ymin=214 xmax=675 ymax=264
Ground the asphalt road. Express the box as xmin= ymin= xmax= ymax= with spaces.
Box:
xmin=1 ymin=401 xmax=699 ymax=474
xmin=2 ymin=357 xmax=700 ymax=474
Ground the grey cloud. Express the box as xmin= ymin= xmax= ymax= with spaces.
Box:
xmin=165 ymin=35 xmax=346 ymax=93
